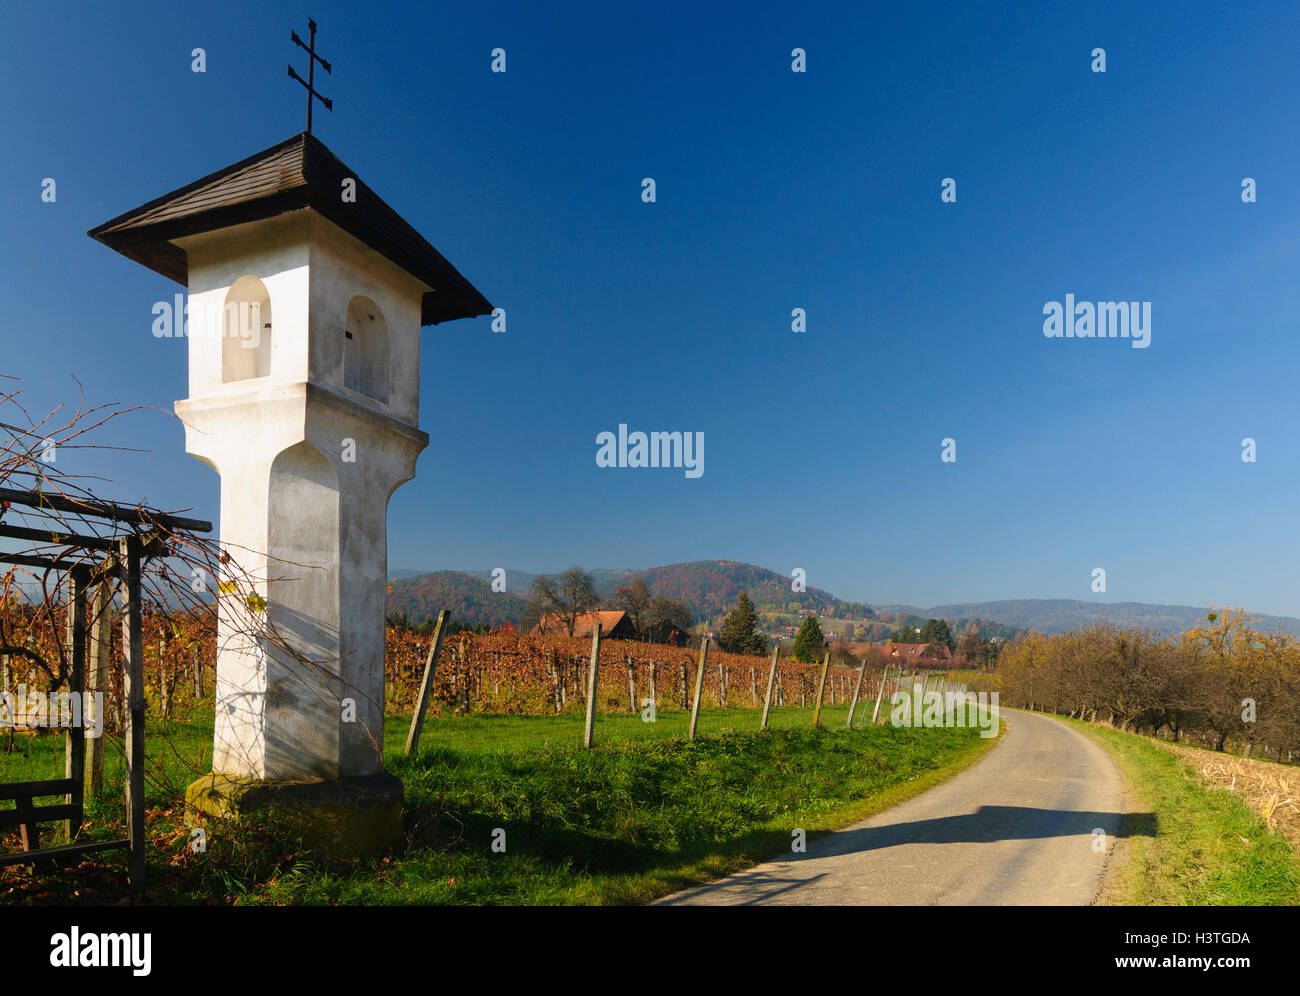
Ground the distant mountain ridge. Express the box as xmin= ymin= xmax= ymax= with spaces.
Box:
xmin=628 ymin=561 xmax=856 ymax=619
xmin=875 ymin=598 xmax=1300 ymax=638
xmin=386 ymin=562 xmax=1300 ymax=638
xmin=450 ymin=568 xmax=636 ymax=598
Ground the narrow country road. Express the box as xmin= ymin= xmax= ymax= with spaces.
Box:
xmin=656 ymin=709 xmax=1131 ymax=906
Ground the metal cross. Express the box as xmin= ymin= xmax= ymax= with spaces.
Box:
xmin=288 ymin=18 xmax=332 ymax=134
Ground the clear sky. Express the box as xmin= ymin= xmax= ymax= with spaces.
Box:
xmin=3 ymin=1 xmax=1299 ymax=615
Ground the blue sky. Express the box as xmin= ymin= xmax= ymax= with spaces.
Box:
xmin=3 ymin=1 xmax=1300 ymax=615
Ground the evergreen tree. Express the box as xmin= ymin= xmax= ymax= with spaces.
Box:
xmin=919 ymin=618 xmax=955 ymax=651
xmin=717 ymin=592 xmax=766 ymax=655
xmin=890 ymin=615 xmax=926 ymax=642
xmin=792 ymin=615 xmax=826 ymax=663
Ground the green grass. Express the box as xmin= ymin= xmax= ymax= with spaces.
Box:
xmin=1059 ymin=716 xmax=1300 ymax=906
xmin=1 ymin=705 xmax=997 ymax=905
xmin=392 ymin=703 xmax=874 ymax=752
xmin=0 ymin=716 xmax=216 ymax=805
xmin=0 ymin=704 xmax=914 ymax=786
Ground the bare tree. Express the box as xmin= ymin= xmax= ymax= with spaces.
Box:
xmin=529 ymin=567 xmax=599 ymax=636
xmin=613 ymin=577 xmax=652 ymax=639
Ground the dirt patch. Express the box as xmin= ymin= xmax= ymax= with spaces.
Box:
xmin=1158 ymin=743 xmax=1300 ymax=852
xmin=1092 ymin=755 xmax=1140 ymax=906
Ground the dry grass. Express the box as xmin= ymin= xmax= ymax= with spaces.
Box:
xmin=1063 ymin=718 xmax=1300 ymax=904
xmin=1158 ymin=743 xmax=1300 ymax=852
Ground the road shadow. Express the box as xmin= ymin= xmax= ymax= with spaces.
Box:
xmin=803 ymin=805 xmax=1157 ymax=859
xmin=657 ymin=806 xmax=1157 ymax=904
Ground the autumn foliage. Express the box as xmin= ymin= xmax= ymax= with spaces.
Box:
xmin=383 ymin=626 xmax=865 ymax=718
xmin=965 ymin=608 xmax=1300 ymax=761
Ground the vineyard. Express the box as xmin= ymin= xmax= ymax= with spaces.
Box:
xmin=385 ymin=626 xmax=880 ymax=719
xmin=0 ymin=601 xmax=216 ymax=734
xmin=2 ymin=609 xmax=899 ymax=734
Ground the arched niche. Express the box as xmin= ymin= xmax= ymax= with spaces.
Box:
xmin=343 ymin=295 xmax=390 ymax=403
xmin=265 ymin=440 xmax=341 ymax=778
xmin=222 ymin=276 xmax=273 ymax=382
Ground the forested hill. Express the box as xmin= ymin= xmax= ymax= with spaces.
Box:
xmin=626 ymin=561 xmax=871 ymax=619
xmin=386 ymin=571 xmax=528 ymax=629
xmin=385 ymin=560 xmax=868 ymax=629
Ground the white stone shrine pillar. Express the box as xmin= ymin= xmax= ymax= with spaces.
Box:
xmin=169 ymin=212 xmax=433 ymax=851
xmin=89 ymin=134 xmax=491 ymax=855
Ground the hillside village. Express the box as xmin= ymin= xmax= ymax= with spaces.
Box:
xmin=386 ymin=560 xmax=1017 ymax=669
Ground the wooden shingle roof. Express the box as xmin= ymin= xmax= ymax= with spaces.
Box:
xmin=87 ymin=132 xmax=492 ymax=326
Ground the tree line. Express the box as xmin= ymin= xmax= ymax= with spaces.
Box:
xmin=970 ymin=608 xmax=1300 ymax=760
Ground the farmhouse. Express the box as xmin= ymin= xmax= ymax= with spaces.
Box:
xmin=880 ymin=642 xmax=953 ymax=668
xmin=533 ymin=610 xmax=636 ymax=640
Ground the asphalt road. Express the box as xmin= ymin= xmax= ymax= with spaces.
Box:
xmin=656 ymin=709 xmax=1129 ymax=906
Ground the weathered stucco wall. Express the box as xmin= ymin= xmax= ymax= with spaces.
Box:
xmin=173 ymin=210 xmax=430 ymax=781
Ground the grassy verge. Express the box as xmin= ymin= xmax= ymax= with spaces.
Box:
xmin=1057 ymin=716 xmax=1300 ymax=906
xmin=1 ymin=706 xmax=999 ymax=905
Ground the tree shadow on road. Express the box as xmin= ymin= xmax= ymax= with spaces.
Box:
xmin=804 ymin=805 xmax=1158 ymax=858
xmin=657 ymin=806 xmax=1158 ymax=905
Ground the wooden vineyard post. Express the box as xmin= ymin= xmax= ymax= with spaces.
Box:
xmin=85 ymin=580 xmax=111 ymax=794
xmin=812 ymin=652 xmax=831 ymax=727
xmin=846 ymin=659 xmax=868 ymax=729
xmin=688 ymin=637 xmax=708 ymax=741
xmin=871 ymin=666 xmax=890 ymax=725
xmin=760 ymin=644 xmax=779 ymax=729
xmin=404 ymin=609 xmax=450 ymax=756
xmin=583 ymin=623 xmax=602 ymax=749
xmin=158 ymin=635 xmax=170 ymax=719
xmin=64 ymin=565 xmax=88 ymax=841
xmin=548 ymin=648 xmax=563 ymax=713
xmin=457 ymin=638 xmax=470 ymax=714
xmin=119 ymin=536 xmax=145 ymax=887
xmin=625 ymin=656 xmax=637 ymax=713
xmin=192 ymin=647 xmax=202 ymax=700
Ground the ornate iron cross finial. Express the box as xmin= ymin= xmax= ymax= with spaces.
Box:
xmin=288 ymin=17 xmax=332 ymax=134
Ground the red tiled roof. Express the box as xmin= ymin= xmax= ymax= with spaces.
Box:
xmin=532 ymin=610 xmax=628 ymax=637
xmin=882 ymin=642 xmax=952 ymax=659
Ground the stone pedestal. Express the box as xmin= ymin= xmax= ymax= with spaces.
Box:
xmin=186 ymin=772 xmax=404 ymax=858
